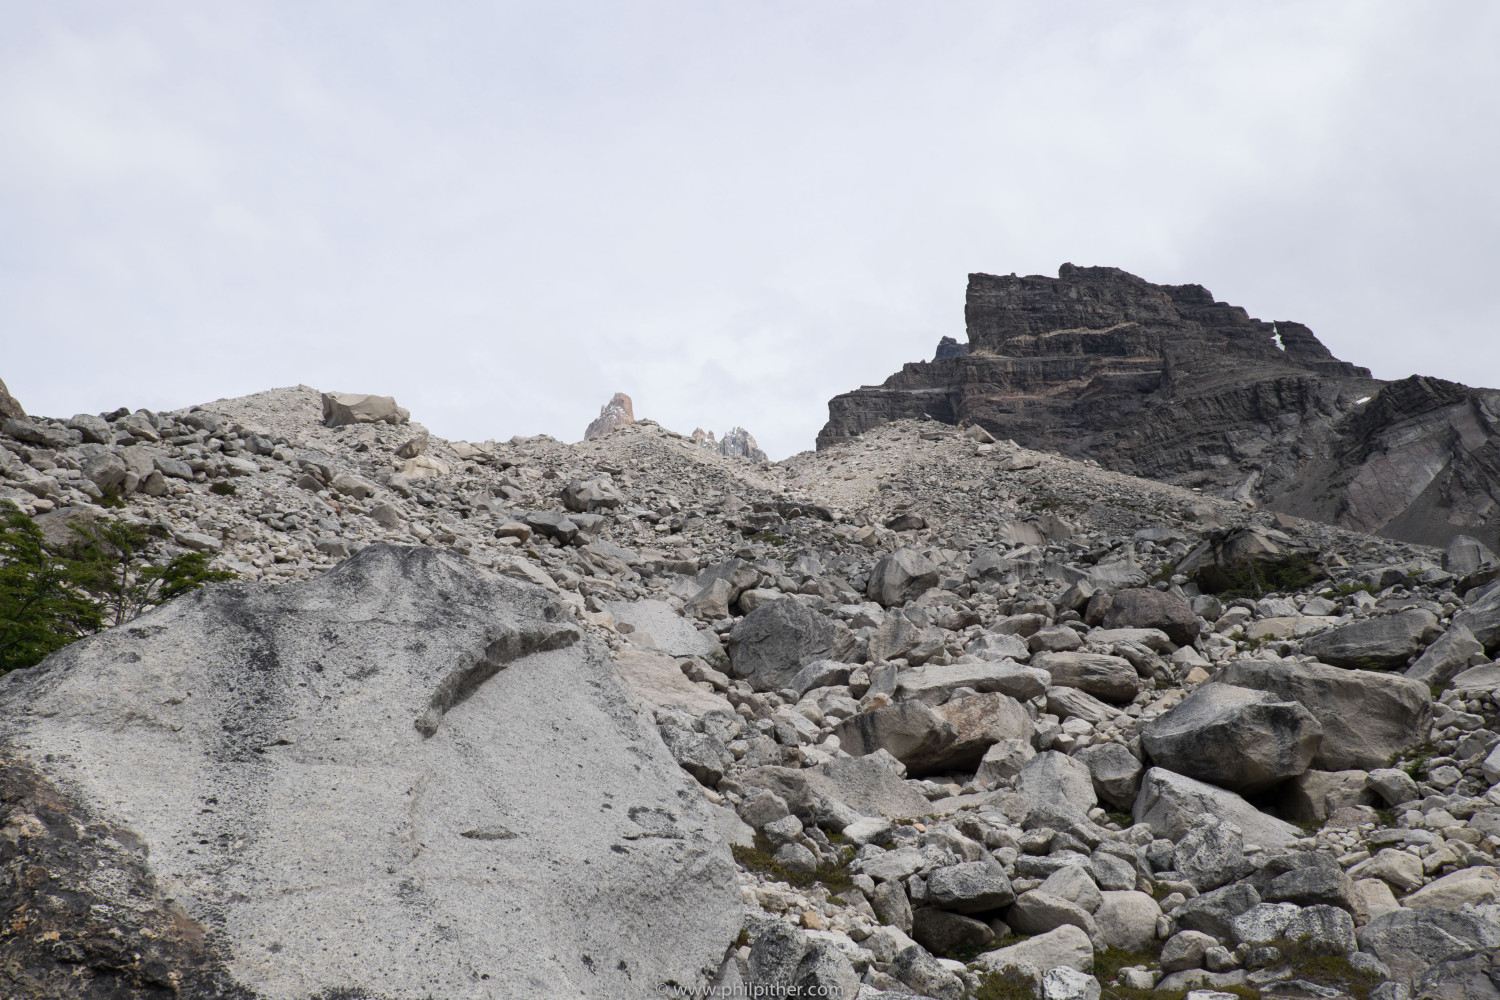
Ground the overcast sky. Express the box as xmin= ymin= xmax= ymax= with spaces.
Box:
xmin=3 ymin=3 xmax=1498 ymax=459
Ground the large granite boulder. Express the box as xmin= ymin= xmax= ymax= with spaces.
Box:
xmin=1033 ymin=651 xmax=1141 ymax=702
xmin=1072 ymin=741 xmax=1144 ymax=808
xmin=1300 ymin=608 xmax=1442 ymax=669
xmin=1101 ymin=588 xmax=1200 ymax=646
xmin=1445 ymin=534 xmax=1500 ymax=588
xmin=1141 ymin=683 xmax=1322 ymax=792
xmin=1132 ymin=767 xmax=1299 ymax=848
xmin=740 ymin=752 xmax=931 ymax=826
xmin=1218 ymin=658 xmax=1430 ymax=770
xmin=867 ymin=548 xmax=941 ymax=607
xmin=320 ymin=390 xmax=409 ymax=426
xmin=728 ymin=596 xmax=856 ymax=691
xmin=1455 ymin=580 xmax=1500 ymax=651
xmin=1358 ymin=908 xmax=1500 ymax=985
xmin=894 ymin=660 xmax=1049 ymax=705
xmin=0 ymin=545 xmax=740 ymax=1000
xmin=1406 ymin=623 xmax=1487 ymax=690
xmin=832 ymin=701 xmax=958 ymax=773
xmin=1015 ymin=751 xmax=1097 ymax=827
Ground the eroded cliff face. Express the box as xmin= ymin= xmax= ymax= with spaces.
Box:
xmin=818 ymin=264 xmax=1499 ymax=549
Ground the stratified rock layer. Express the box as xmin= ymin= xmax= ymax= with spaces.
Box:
xmin=818 ymin=264 xmax=1500 ymax=549
xmin=0 ymin=545 xmax=739 ymax=1000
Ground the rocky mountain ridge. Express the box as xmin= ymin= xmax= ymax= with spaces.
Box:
xmin=819 ymin=265 xmax=1499 ymax=553
xmin=3 ymin=377 xmax=1500 ymax=998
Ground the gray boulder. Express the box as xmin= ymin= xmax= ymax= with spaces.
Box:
xmin=976 ymin=924 xmax=1094 ymax=975
xmin=1174 ymin=815 xmax=1248 ymax=891
xmin=927 ymin=861 xmax=1015 ymax=913
xmin=741 ymin=752 xmax=931 ymax=825
xmin=561 ymin=477 xmax=623 ymax=513
xmin=1094 ymin=890 xmax=1161 ymax=952
xmin=0 ymin=544 xmax=739 ymax=999
xmin=1102 ymin=588 xmax=1200 ymax=646
xmin=1033 ymin=651 xmax=1141 ymax=702
xmin=832 ymin=701 xmax=958 ymax=773
xmin=1279 ymin=769 xmax=1375 ymax=825
xmin=1016 ymin=751 xmax=1097 ymax=826
xmin=1008 ymin=891 xmax=1100 ymax=941
xmin=4 ymin=417 xmax=73 ymax=449
xmin=321 ymin=390 xmax=409 ymax=426
xmin=911 ymin=908 xmax=994 ymax=955
xmin=1365 ymin=768 xmax=1420 ymax=807
xmin=1173 ymin=882 xmax=1261 ymax=940
xmin=1141 ymin=682 xmax=1322 ymax=792
xmin=81 ymin=451 xmax=128 ymax=491
xmin=1445 ymin=534 xmax=1500 ymax=587
xmin=695 ymin=557 xmax=761 ymax=604
xmin=67 ymin=412 xmax=112 ymax=443
xmin=1301 ymin=608 xmax=1443 ymax=669
xmin=1175 ymin=525 xmax=1323 ymax=594
xmin=1358 ymin=908 xmax=1500 ymax=985
xmin=1406 ymin=623 xmax=1486 ymax=690
xmin=1218 ymin=658 xmax=1430 ymax=771
xmin=747 ymin=921 xmax=861 ymax=1000
xmin=869 ymin=611 xmax=923 ymax=662
xmin=895 ymin=660 xmax=1049 ymax=705
xmin=873 ymin=880 xmax=915 ymax=933
xmin=890 ymin=945 xmax=965 ymax=1000
xmin=1073 ymin=741 xmax=1144 ymax=809
xmin=867 ymin=547 xmax=940 ymax=606
xmin=606 ymin=598 xmax=723 ymax=659
xmin=728 ymin=596 xmax=856 ymax=691
xmin=927 ymin=691 xmax=1035 ymax=771
xmin=1454 ymin=580 xmax=1500 ymax=651
xmin=1133 ymin=767 xmax=1300 ymax=848
xmin=1255 ymin=853 xmax=1356 ymax=913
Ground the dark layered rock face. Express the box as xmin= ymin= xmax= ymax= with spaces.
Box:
xmin=819 ymin=264 xmax=1500 ymax=549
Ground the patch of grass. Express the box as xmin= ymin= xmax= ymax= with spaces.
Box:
xmin=1106 ymin=811 xmax=1133 ymax=828
xmin=731 ymin=835 xmax=855 ymax=894
xmin=210 ymin=480 xmax=237 ymax=496
xmin=1398 ymin=740 xmax=1438 ymax=782
xmin=750 ymin=530 xmax=784 ymax=546
xmin=974 ymin=969 xmax=1036 ymax=1000
xmin=1095 ymin=944 xmax=1163 ymax=982
xmin=1150 ymin=562 xmax=1175 ymax=584
xmin=1104 ymin=987 xmax=1188 ymax=1000
xmin=96 ymin=485 xmax=127 ymax=508
xmin=1276 ymin=942 xmax=1379 ymax=1000
xmin=1324 ymin=581 xmax=1373 ymax=598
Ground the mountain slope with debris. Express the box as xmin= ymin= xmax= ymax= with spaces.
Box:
xmin=3 ymin=381 xmax=1500 ymax=998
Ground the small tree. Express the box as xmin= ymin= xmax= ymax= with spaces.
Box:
xmin=0 ymin=501 xmax=234 ymax=674
xmin=0 ymin=503 xmax=102 ymax=674
xmin=68 ymin=520 xmax=234 ymax=629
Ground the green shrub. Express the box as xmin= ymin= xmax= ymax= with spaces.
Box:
xmin=731 ymin=835 xmax=854 ymax=893
xmin=0 ymin=504 xmax=103 ymax=674
xmin=0 ymin=501 xmax=234 ymax=674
